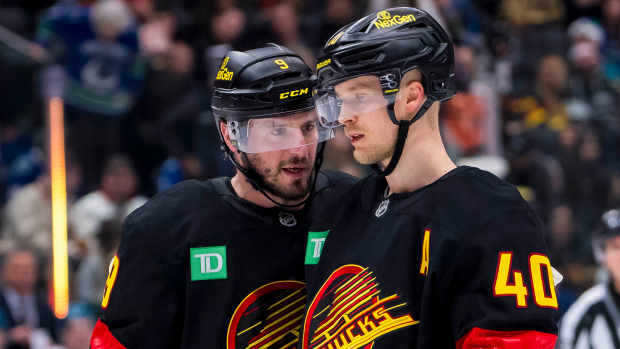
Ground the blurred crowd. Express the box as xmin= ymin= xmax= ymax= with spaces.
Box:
xmin=0 ymin=0 xmax=619 ymax=347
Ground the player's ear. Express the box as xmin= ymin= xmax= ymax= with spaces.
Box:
xmin=220 ymin=121 xmax=240 ymax=153
xmin=396 ymin=70 xmax=426 ymax=121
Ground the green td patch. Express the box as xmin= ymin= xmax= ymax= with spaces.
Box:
xmin=305 ymin=231 xmax=329 ymax=265
xmin=190 ymin=246 xmax=227 ymax=281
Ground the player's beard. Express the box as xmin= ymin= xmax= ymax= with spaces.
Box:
xmin=244 ymin=154 xmax=313 ymax=201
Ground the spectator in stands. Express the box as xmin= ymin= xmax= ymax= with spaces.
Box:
xmin=0 ymin=131 xmax=44 ymax=205
xmin=69 ymin=154 xmax=146 ymax=254
xmin=566 ymin=17 xmax=620 ymax=169
xmin=74 ymin=218 xmax=122 ymax=306
xmin=303 ymin=0 xmax=356 ymax=53
xmin=263 ymin=0 xmax=314 ymax=65
xmin=440 ymin=92 xmax=487 ymax=158
xmin=205 ymin=3 xmax=246 ymax=85
xmin=503 ymin=54 xmax=570 ymax=163
xmin=548 ymin=204 xmax=592 ymax=315
xmin=571 ymin=129 xmax=613 ymax=231
xmin=557 ymin=121 xmax=587 ymax=206
xmin=549 ymin=204 xmax=593 ymax=268
xmin=500 ymin=0 xmax=567 ymax=89
xmin=568 ymin=40 xmax=618 ymax=126
xmin=1 ymin=152 xmax=81 ymax=260
xmin=36 ymin=0 xmax=147 ymax=190
xmin=560 ymin=208 xmax=620 ymax=348
xmin=0 ymin=250 xmax=59 ymax=349
xmin=132 ymin=40 xmax=207 ymax=193
xmin=505 ymin=132 xmax=564 ymax=224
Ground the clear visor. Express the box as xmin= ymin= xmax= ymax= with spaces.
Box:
xmin=314 ymin=75 xmax=391 ymax=127
xmin=227 ymin=110 xmax=335 ymax=153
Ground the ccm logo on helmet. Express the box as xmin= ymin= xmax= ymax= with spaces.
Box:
xmin=280 ymin=88 xmax=309 ymax=99
xmin=374 ymin=11 xmax=416 ymax=29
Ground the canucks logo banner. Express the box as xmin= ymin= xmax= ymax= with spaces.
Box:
xmin=301 ymin=265 xmax=418 ymax=349
xmin=228 ymin=281 xmax=307 ymax=349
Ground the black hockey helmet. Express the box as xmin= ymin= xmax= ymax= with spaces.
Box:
xmin=212 ymin=44 xmax=333 ymax=154
xmin=593 ymin=208 xmax=620 ymax=263
xmin=211 ymin=44 xmax=315 ymax=121
xmin=316 ymin=7 xmax=455 ymax=101
xmin=314 ymin=7 xmax=456 ymax=176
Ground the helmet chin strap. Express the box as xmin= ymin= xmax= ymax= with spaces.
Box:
xmin=223 ymin=142 xmax=326 ymax=210
xmin=370 ymin=97 xmax=434 ymax=176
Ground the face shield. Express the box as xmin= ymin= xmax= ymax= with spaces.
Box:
xmin=314 ymin=74 xmax=395 ymax=127
xmin=227 ymin=110 xmax=335 ymax=154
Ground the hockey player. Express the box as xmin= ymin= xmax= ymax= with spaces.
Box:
xmin=559 ymin=208 xmax=620 ymax=348
xmin=300 ymin=7 xmax=559 ymax=348
xmin=89 ymin=44 xmax=353 ymax=348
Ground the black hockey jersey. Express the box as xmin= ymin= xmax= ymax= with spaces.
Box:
xmin=300 ymin=166 xmax=559 ymax=349
xmin=90 ymin=171 xmax=356 ymax=349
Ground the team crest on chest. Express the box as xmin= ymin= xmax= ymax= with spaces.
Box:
xmin=279 ymin=212 xmax=297 ymax=227
xmin=227 ymin=281 xmax=306 ymax=348
xmin=375 ymin=199 xmax=389 ymax=217
xmin=375 ymin=186 xmax=391 ymax=218
xmin=301 ymin=265 xmax=419 ymax=349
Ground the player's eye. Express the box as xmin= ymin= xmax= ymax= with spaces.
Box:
xmin=302 ymin=122 xmax=316 ymax=133
xmin=355 ymin=93 xmax=369 ymax=103
xmin=270 ymin=127 xmax=286 ymax=136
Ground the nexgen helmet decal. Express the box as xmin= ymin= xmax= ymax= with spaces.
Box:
xmin=227 ymin=281 xmax=306 ymax=349
xmin=301 ymin=265 xmax=418 ymax=349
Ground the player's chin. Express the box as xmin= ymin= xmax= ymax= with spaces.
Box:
xmin=276 ymin=178 xmax=311 ymax=199
xmin=277 ymin=186 xmax=310 ymax=201
xmin=353 ymin=150 xmax=378 ymax=165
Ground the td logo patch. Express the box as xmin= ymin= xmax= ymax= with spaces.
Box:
xmin=190 ymin=246 xmax=227 ymax=280
xmin=305 ymin=231 xmax=329 ymax=265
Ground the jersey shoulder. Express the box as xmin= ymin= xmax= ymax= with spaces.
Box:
xmin=308 ymin=170 xmax=359 ymax=228
xmin=121 ymin=179 xmax=221 ymax=249
xmin=314 ymin=170 xmax=358 ymax=198
xmin=432 ymin=166 xmax=543 ymax=244
xmin=437 ymin=166 xmax=527 ymax=212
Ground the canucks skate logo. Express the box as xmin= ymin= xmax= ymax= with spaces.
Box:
xmin=217 ymin=56 xmax=234 ymax=81
xmin=301 ymin=265 xmax=418 ymax=349
xmin=373 ymin=11 xmax=416 ymax=30
xmin=227 ymin=281 xmax=306 ymax=349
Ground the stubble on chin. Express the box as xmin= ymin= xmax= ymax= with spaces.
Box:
xmin=352 ymin=145 xmax=393 ymax=166
xmin=247 ymin=156 xmax=312 ymax=201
